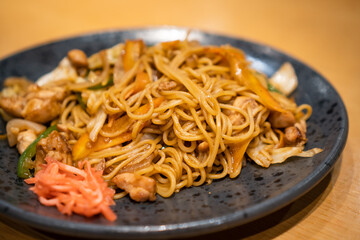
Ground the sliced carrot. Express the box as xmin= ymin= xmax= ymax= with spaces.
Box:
xmin=92 ymin=132 xmax=132 ymax=152
xmin=223 ymin=47 xmax=285 ymax=113
xmin=122 ymin=40 xmax=145 ymax=72
xmin=73 ymin=96 xmax=165 ymax=160
xmin=135 ymin=96 xmax=165 ymax=114
xmin=72 ymin=132 xmax=132 ymax=161
xmin=161 ymin=40 xmax=181 ymax=49
xmin=106 ymin=113 xmax=121 ymax=128
xmin=240 ymin=69 xmax=286 ymax=113
xmin=125 ymin=71 xmax=151 ymax=99
xmin=133 ymin=71 xmax=151 ymax=94
xmin=24 ymin=157 xmax=117 ymax=222
xmin=72 ymin=132 xmax=92 ymax=160
xmin=229 ymin=138 xmax=252 ymax=177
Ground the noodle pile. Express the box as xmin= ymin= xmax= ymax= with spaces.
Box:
xmin=2 ymin=38 xmax=322 ymax=202
xmin=54 ymin=39 xmax=321 ymax=200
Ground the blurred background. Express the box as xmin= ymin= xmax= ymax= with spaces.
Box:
xmin=0 ymin=0 xmax=359 ymax=239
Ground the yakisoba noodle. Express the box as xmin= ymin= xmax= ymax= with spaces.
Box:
xmin=1 ymin=38 xmax=322 ymax=203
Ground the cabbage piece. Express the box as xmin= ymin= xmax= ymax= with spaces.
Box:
xmin=36 ymin=58 xmax=78 ymax=86
xmin=269 ymin=62 xmax=298 ymax=96
xmin=88 ymin=43 xmax=124 ymax=69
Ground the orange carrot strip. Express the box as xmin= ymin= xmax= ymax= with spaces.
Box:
xmin=72 ymin=133 xmax=93 ymax=160
xmin=25 ymin=157 xmax=117 ymax=222
xmin=122 ymin=40 xmax=145 ymax=72
xmin=73 ymin=97 xmax=165 ymax=160
xmin=72 ymin=132 xmax=132 ymax=161
xmin=240 ymin=69 xmax=286 ymax=113
xmin=124 ymin=71 xmax=151 ymax=99
xmin=161 ymin=40 xmax=181 ymax=49
xmin=224 ymin=48 xmax=285 ymax=113
xmin=133 ymin=71 xmax=151 ymax=94
xmin=132 ymin=96 xmax=165 ymax=115
xmin=92 ymin=132 xmax=132 ymax=152
xmin=229 ymin=138 xmax=252 ymax=177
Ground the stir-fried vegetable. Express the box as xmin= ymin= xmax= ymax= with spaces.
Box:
xmin=269 ymin=62 xmax=298 ymax=96
xmin=124 ymin=71 xmax=151 ymax=99
xmin=88 ymin=76 xmax=114 ymax=90
xmin=17 ymin=124 xmax=58 ymax=178
xmin=267 ymin=82 xmax=282 ymax=94
xmin=74 ymin=97 xmax=165 ymax=160
xmin=72 ymin=132 xmax=132 ymax=160
xmin=76 ymin=92 xmax=87 ymax=110
xmin=224 ymin=47 xmax=286 ymax=113
xmin=240 ymin=69 xmax=286 ymax=113
xmin=132 ymin=71 xmax=151 ymax=94
xmin=122 ymin=40 xmax=145 ymax=71
xmin=229 ymin=138 xmax=252 ymax=178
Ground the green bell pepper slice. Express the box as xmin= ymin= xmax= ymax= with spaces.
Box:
xmin=17 ymin=124 xmax=58 ymax=178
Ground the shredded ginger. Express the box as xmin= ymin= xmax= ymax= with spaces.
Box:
xmin=25 ymin=157 xmax=117 ymax=222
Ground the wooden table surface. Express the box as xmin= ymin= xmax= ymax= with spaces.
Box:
xmin=0 ymin=0 xmax=359 ymax=239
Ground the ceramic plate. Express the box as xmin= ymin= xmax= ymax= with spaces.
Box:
xmin=0 ymin=27 xmax=348 ymax=239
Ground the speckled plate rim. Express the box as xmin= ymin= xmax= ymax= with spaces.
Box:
xmin=0 ymin=27 xmax=349 ymax=239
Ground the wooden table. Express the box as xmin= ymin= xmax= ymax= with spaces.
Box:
xmin=0 ymin=0 xmax=359 ymax=239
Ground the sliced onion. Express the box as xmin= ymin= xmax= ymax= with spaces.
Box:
xmin=118 ymin=153 xmax=154 ymax=174
xmin=88 ymin=43 xmax=124 ymax=69
xmin=88 ymin=107 xmax=107 ymax=142
xmin=6 ymin=119 xmax=46 ymax=146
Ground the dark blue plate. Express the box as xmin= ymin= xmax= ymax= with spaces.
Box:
xmin=0 ymin=27 xmax=348 ymax=239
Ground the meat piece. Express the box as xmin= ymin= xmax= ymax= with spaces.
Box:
xmin=0 ymin=84 xmax=68 ymax=123
xmin=23 ymin=98 xmax=61 ymax=123
xmin=0 ymin=78 xmax=34 ymax=117
xmin=112 ymin=173 xmax=156 ymax=202
xmin=185 ymin=55 xmax=198 ymax=68
xmin=67 ymin=49 xmax=88 ymax=68
xmin=228 ymin=113 xmax=245 ymax=125
xmin=224 ymin=97 xmax=258 ymax=125
xmin=94 ymin=158 xmax=106 ymax=172
xmin=198 ymin=141 xmax=209 ymax=152
xmin=24 ymin=86 xmax=67 ymax=123
xmin=0 ymin=96 xmax=26 ymax=118
xmin=158 ymin=80 xmax=177 ymax=91
xmin=35 ymin=131 xmax=72 ymax=173
xmin=233 ymin=96 xmax=258 ymax=109
xmin=26 ymin=85 xmax=67 ymax=101
xmin=284 ymin=122 xmax=307 ymax=146
xmin=284 ymin=127 xmax=301 ymax=143
xmin=2 ymin=77 xmax=33 ymax=97
xmin=268 ymin=111 xmax=296 ymax=128
xmin=16 ymin=129 xmax=37 ymax=154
